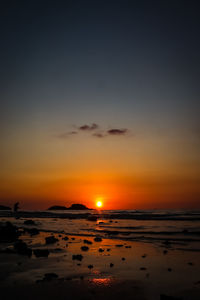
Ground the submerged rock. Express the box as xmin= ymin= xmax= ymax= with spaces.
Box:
xmin=14 ymin=240 xmax=32 ymax=257
xmin=87 ymin=215 xmax=98 ymax=221
xmin=0 ymin=222 xmax=19 ymax=242
xmin=24 ymin=220 xmax=36 ymax=225
xmin=83 ymin=239 xmax=92 ymax=245
xmin=72 ymin=254 xmax=83 ymax=261
xmin=45 ymin=236 xmax=58 ymax=244
xmin=44 ymin=273 xmax=58 ymax=281
xmin=94 ymin=236 xmax=102 ymax=242
xmin=88 ymin=264 xmax=93 ymax=269
xmin=24 ymin=228 xmax=39 ymax=235
xmin=33 ymin=249 xmax=49 ymax=257
xmin=98 ymin=248 xmax=104 ymax=252
xmin=81 ymin=246 xmax=89 ymax=251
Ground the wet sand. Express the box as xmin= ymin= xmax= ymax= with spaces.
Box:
xmin=0 ymin=216 xmax=200 ymax=300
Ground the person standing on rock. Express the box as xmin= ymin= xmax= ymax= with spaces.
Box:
xmin=13 ymin=202 xmax=20 ymax=212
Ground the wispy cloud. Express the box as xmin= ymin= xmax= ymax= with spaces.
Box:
xmin=79 ymin=123 xmax=99 ymax=131
xmin=107 ymin=128 xmax=128 ymax=135
xmin=56 ymin=124 xmax=130 ymax=139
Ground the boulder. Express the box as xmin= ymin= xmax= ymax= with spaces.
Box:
xmin=33 ymin=249 xmax=49 ymax=257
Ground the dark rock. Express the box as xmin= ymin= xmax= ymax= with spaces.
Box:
xmin=45 ymin=236 xmax=58 ymax=244
xmin=14 ymin=240 xmax=32 ymax=257
xmin=122 ymin=257 xmax=126 ymax=261
xmin=81 ymin=246 xmax=89 ymax=251
xmin=94 ymin=236 xmax=102 ymax=242
xmin=168 ymin=268 xmax=172 ymax=272
xmin=72 ymin=254 xmax=83 ymax=261
xmin=115 ymin=244 xmax=123 ymax=247
xmin=188 ymin=262 xmax=194 ymax=266
xmin=0 ymin=205 xmax=11 ymax=210
xmin=83 ymin=239 xmax=92 ymax=245
xmin=140 ymin=267 xmax=146 ymax=271
xmin=24 ymin=220 xmax=36 ymax=225
xmin=44 ymin=273 xmax=58 ymax=281
xmin=63 ymin=236 xmax=69 ymax=241
xmin=142 ymin=254 xmax=146 ymax=258
xmin=68 ymin=204 xmax=90 ymax=210
xmin=163 ymin=250 xmax=168 ymax=255
xmin=107 ymin=248 xmax=111 ymax=251
xmin=0 ymin=222 xmax=19 ymax=242
xmin=33 ymin=249 xmax=49 ymax=257
xmin=98 ymin=248 xmax=104 ymax=252
xmin=71 ymin=237 xmax=75 ymax=240
xmin=87 ymin=215 xmax=98 ymax=221
xmin=25 ymin=228 xmax=39 ymax=235
xmin=125 ymin=246 xmax=132 ymax=248
xmin=110 ymin=263 xmax=114 ymax=267
xmin=88 ymin=264 xmax=93 ymax=269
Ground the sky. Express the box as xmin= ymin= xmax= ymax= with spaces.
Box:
xmin=0 ymin=0 xmax=200 ymax=210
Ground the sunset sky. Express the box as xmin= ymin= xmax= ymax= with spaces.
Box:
xmin=1 ymin=1 xmax=200 ymax=210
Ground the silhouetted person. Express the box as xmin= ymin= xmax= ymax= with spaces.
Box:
xmin=13 ymin=202 xmax=19 ymax=212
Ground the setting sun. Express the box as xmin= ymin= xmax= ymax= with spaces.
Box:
xmin=96 ymin=199 xmax=103 ymax=208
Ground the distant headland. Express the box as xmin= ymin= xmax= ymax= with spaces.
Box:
xmin=48 ymin=204 xmax=91 ymax=210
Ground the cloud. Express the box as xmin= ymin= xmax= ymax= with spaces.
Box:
xmin=107 ymin=128 xmax=128 ymax=135
xmin=79 ymin=123 xmax=99 ymax=131
xmin=57 ymin=131 xmax=78 ymax=138
xmin=93 ymin=133 xmax=105 ymax=138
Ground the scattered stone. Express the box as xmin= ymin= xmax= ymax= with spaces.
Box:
xmin=45 ymin=236 xmax=58 ymax=244
xmin=188 ymin=262 xmax=194 ymax=266
xmin=25 ymin=228 xmax=39 ymax=235
xmin=98 ymin=221 xmax=104 ymax=225
xmin=122 ymin=257 xmax=126 ymax=261
xmin=83 ymin=239 xmax=92 ymax=245
xmin=110 ymin=263 xmax=114 ymax=267
xmin=44 ymin=273 xmax=58 ymax=281
xmin=63 ymin=236 xmax=69 ymax=241
xmin=163 ymin=250 xmax=168 ymax=255
xmin=140 ymin=267 xmax=146 ymax=271
xmin=107 ymin=248 xmax=111 ymax=251
xmin=0 ymin=222 xmax=19 ymax=242
xmin=98 ymin=248 xmax=104 ymax=252
xmin=125 ymin=245 xmax=132 ymax=248
xmin=72 ymin=254 xmax=83 ymax=261
xmin=115 ymin=244 xmax=123 ymax=247
xmin=81 ymin=246 xmax=89 ymax=251
xmin=88 ymin=264 xmax=93 ymax=269
xmin=33 ymin=249 xmax=49 ymax=257
xmin=168 ymin=268 xmax=172 ymax=272
xmin=94 ymin=236 xmax=102 ymax=242
xmin=88 ymin=215 xmax=98 ymax=221
xmin=71 ymin=237 xmax=75 ymax=240
xmin=24 ymin=220 xmax=36 ymax=225
xmin=142 ymin=254 xmax=146 ymax=258
xmin=14 ymin=240 xmax=32 ymax=257
xmin=77 ymin=263 xmax=81 ymax=266
xmin=109 ymin=220 xmax=113 ymax=223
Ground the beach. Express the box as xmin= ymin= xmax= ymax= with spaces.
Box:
xmin=0 ymin=210 xmax=200 ymax=300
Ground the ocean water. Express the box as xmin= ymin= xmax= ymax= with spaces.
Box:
xmin=1 ymin=209 xmax=200 ymax=249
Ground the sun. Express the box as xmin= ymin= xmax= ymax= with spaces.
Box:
xmin=95 ymin=197 xmax=103 ymax=208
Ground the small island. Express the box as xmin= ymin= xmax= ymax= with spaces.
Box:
xmin=0 ymin=205 xmax=11 ymax=210
xmin=48 ymin=204 xmax=91 ymax=210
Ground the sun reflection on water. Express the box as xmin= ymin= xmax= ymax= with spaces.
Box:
xmin=90 ymin=277 xmax=113 ymax=287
